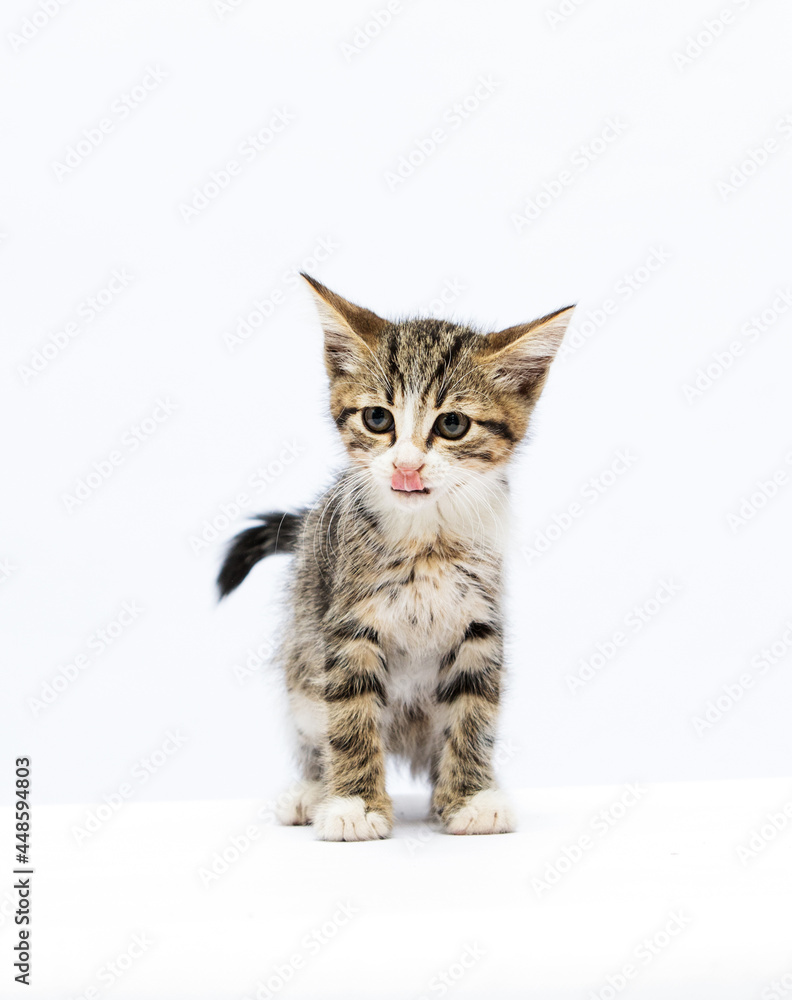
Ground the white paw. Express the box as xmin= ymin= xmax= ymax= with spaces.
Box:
xmin=445 ymin=789 xmax=515 ymax=835
xmin=313 ymin=795 xmax=392 ymax=842
xmin=275 ymin=780 xmax=324 ymax=826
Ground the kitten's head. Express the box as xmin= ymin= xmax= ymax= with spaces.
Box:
xmin=302 ymin=273 xmax=574 ymax=520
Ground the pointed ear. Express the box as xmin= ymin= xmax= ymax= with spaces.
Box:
xmin=301 ymin=273 xmax=388 ymax=377
xmin=481 ymin=304 xmax=575 ymax=397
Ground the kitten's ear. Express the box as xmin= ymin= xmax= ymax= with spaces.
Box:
xmin=481 ymin=304 xmax=575 ymax=398
xmin=301 ymin=273 xmax=387 ymax=376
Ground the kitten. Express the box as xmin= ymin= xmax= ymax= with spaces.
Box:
xmin=218 ymin=274 xmax=574 ymax=841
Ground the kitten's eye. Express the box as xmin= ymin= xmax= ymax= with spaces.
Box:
xmin=362 ymin=406 xmax=394 ymax=433
xmin=434 ymin=412 xmax=470 ymax=440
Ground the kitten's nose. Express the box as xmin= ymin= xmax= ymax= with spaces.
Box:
xmin=392 ymin=462 xmax=425 ymax=492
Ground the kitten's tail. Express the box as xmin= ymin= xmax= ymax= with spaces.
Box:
xmin=217 ymin=511 xmax=302 ymax=598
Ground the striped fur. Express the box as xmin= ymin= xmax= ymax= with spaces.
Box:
xmin=220 ymin=275 xmax=574 ymax=840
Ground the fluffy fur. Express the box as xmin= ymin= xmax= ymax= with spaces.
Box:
xmin=219 ymin=274 xmax=574 ymax=840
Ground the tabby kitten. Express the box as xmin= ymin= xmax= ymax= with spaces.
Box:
xmin=218 ymin=274 xmax=574 ymax=841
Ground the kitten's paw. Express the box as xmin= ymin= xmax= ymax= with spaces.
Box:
xmin=314 ymin=795 xmax=392 ymax=842
xmin=275 ymin=780 xmax=324 ymax=826
xmin=444 ymin=789 xmax=515 ymax=835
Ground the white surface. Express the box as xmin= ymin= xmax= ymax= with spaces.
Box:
xmin=2 ymin=777 xmax=791 ymax=998
xmin=3 ymin=2 xmax=792 ymax=804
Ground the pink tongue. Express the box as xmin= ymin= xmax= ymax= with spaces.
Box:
xmin=392 ymin=469 xmax=424 ymax=492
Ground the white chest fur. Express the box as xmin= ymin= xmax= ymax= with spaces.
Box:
xmin=374 ymin=553 xmax=499 ymax=695
xmin=378 ymin=558 xmax=491 ymax=644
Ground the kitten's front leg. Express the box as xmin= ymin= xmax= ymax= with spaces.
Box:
xmin=432 ymin=623 xmax=515 ymax=835
xmin=275 ymin=731 xmax=325 ymax=826
xmin=313 ymin=622 xmax=392 ymax=842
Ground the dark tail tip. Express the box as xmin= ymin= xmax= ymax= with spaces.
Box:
xmin=217 ymin=512 xmax=301 ymax=599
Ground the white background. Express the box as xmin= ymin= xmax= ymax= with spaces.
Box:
xmin=4 ymin=3 xmax=792 ymax=998
xmin=4 ymin=0 xmax=792 ymax=812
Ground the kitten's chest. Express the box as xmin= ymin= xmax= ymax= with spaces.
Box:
xmin=364 ymin=549 xmax=499 ymax=652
